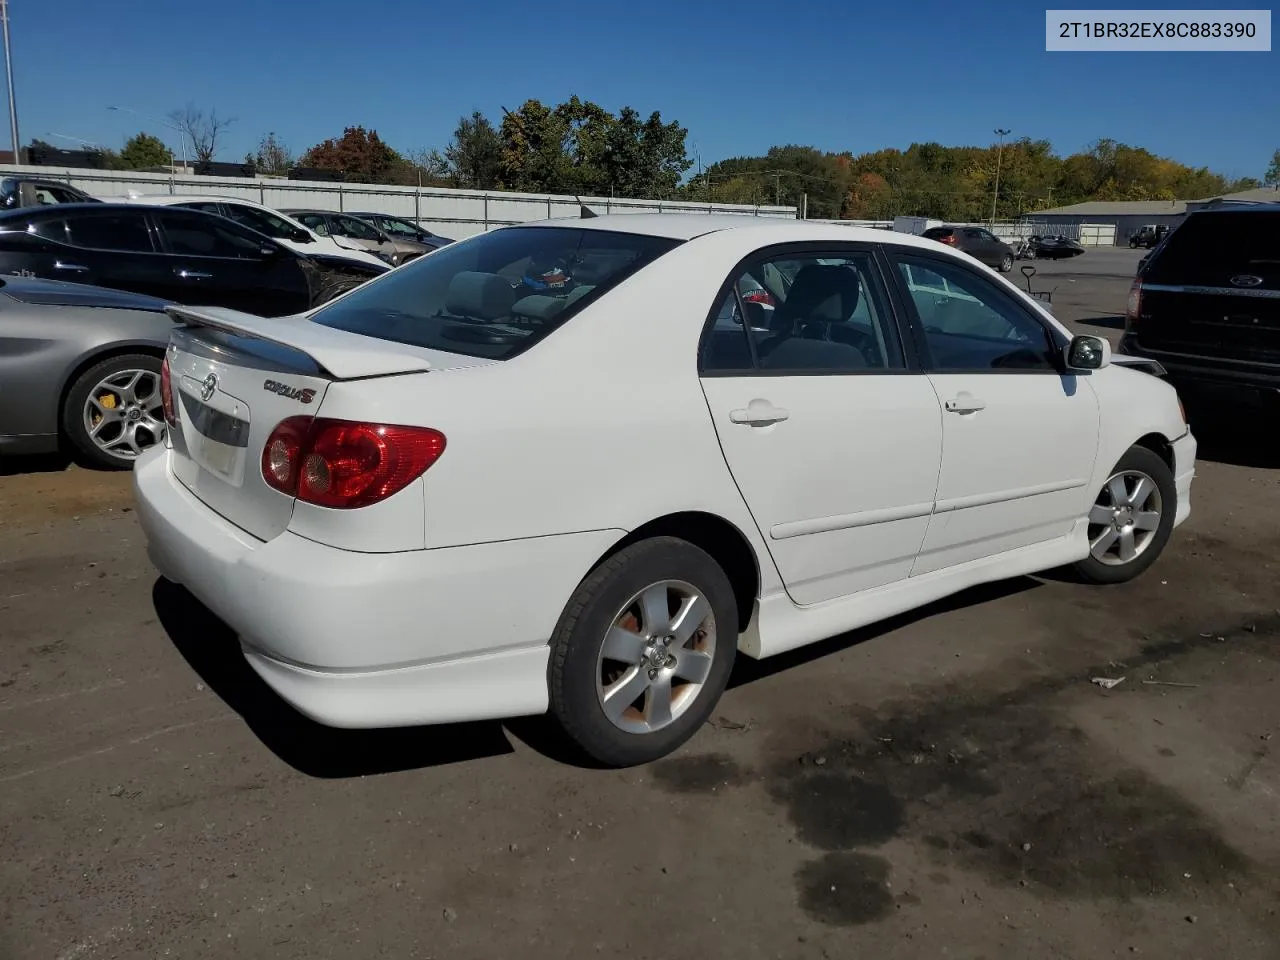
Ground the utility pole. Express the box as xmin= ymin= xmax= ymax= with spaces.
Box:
xmin=2 ymin=0 xmax=19 ymax=162
xmin=774 ymin=173 xmax=781 ymax=206
xmin=991 ymin=127 xmax=1010 ymax=226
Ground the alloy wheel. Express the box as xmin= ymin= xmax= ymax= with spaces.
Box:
xmin=82 ymin=368 xmax=166 ymax=461
xmin=1087 ymin=470 xmax=1163 ymax=566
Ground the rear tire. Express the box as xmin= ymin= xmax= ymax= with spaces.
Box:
xmin=62 ymin=353 xmax=166 ymax=470
xmin=1071 ymin=445 xmax=1176 ymax=584
xmin=548 ymin=537 xmax=737 ymax=767
xmin=998 ymin=254 xmax=1014 ymax=273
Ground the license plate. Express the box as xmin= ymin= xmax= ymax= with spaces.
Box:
xmin=200 ymin=436 xmax=238 ymax=478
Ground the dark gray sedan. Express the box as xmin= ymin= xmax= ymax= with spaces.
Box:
xmin=0 ymin=277 xmax=173 ymax=469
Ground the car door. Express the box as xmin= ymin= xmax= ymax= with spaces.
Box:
xmin=151 ymin=209 xmax=310 ymax=316
xmin=330 ymin=213 xmax=395 ymax=261
xmin=57 ymin=209 xmax=165 ymax=296
xmin=699 ymin=245 xmax=944 ymax=605
xmin=888 ymin=251 xmax=1100 ymax=576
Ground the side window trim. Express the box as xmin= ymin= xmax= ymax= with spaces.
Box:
xmin=886 ymin=250 xmax=1065 ymax=375
xmin=697 ymin=241 xmax=920 ymax=378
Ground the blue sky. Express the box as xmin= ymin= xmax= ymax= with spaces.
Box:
xmin=13 ymin=0 xmax=1277 ymax=179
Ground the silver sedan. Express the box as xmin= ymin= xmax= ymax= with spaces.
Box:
xmin=0 ymin=276 xmax=174 ymax=469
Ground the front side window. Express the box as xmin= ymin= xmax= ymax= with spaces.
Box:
xmin=65 ymin=213 xmax=154 ymax=252
xmin=332 ymin=215 xmax=382 ymax=241
xmin=378 ymin=216 xmax=422 ymax=239
xmin=294 ymin=213 xmax=330 ymax=236
xmin=702 ymin=252 xmax=904 ymax=374
xmin=221 ymin=203 xmax=295 ymax=240
xmin=309 ymin=226 xmax=680 ymax=360
xmin=158 ymin=211 xmax=268 ymax=259
xmin=895 ymin=255 xmax=1056 ymax=371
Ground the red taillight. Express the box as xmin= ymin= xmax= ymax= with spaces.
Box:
xmin=936 ymin=234 xmax=957 ymax=246
xmin=1126 ymin=278 xmax=1143 ymax=322
xmin=741 ymin=289 xmax=775 ymax=306
xmin=160 ymin=354 xmax=177 ymax=427
xmin=261 ymin=417 xmax=446 ymax=509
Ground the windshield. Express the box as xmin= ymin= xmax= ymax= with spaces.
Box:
xmin=308 ymin=226 xmax=681 ymax=360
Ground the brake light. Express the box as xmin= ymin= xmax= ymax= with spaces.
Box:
xmin=160 ymin=354 xmax=177 ymax=427
xmin=261 ymin=416 xmax=446 ymax=509
xmin=741 ymin=289 xmax=775 ymax=306
xmin=1126 ymin=278 xmax=1143 ymax=322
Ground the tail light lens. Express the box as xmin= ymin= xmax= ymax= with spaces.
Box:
xmin=741 ymin=289 xmax=775 ymax=306
xmin=1126 ymin=278 xmax=1143 ymax=322
xmin=261 ymin=416 xmax=446 ymax=509
xmin=937 ymin=234 xmax=957 ymax=246
xmin=160 ymin=354 xmax=177 ymax=428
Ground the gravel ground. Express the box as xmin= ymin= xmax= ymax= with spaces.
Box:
xmin=2 ymin=246 xmax=1278 ymax=959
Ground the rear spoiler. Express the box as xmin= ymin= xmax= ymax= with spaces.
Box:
xmin=165 ymin=305 xmax=434 ymax=380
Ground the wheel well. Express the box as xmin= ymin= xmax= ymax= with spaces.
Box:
xmin=57 ymin=345 xmax=165 ymax=436
xmin=1133 ymin=432 xmax=1174 ymax=471
xmin=603 ymin=513 xmax=761 ymax=632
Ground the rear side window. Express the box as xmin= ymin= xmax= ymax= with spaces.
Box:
xmin=922 ymin=228 xmax=953 ymax=239
xmin=1148 ymin=212 xmax=1280 ymax=284
xmin=309 ymin=226 xmax=681 ymax=359
xmin=65 ymin=213 xmax=154 ymax=252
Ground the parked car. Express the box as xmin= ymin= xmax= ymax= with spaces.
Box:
xmin=116 ymin=194 xmax=389 ymax=270
xmin=135 ymin=215 xmax=1195 ymax=767
xmin=1026 ymin=235 xmax=1086 ymax=260
xmin=1129 ymin=224 xmax=1169 ymax=249
xmin=0 ymin=276 xmax=173 ymax=468
xmin=921 ymin=225 xmax=1015 ymax=272
xmin=0 ymin=203 xmax=387 ymax=317
xmin=346 ymin=212 xmax=454 ymax=250
xmin=1120 ymin=204 xmax=1279 ymax=411
xmin=1 ymin=176 xmax=100 ymax=209
xmin=282 ymin=209 xmax=409 ymax=265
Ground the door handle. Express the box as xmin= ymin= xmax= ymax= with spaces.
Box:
xmin=729 ymin=402 xmax=790 ymax=426
xmin=54 ymin=261 xmax=89 ymax=273
xmin=175 ymin=268 xmax=213 ymax=280
xmin=944 ymin=395 xmax=987 ymax=414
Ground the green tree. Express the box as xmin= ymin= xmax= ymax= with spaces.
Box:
xmin=1265 ymin=149 xmax=1280 ymax=186
xmin=444 ymin=111 xmax=503 ymax=189
xmin=119 ymin=132 xmax=171 ymax=170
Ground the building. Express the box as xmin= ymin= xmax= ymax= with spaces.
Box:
xmin=1021 ymin=199 xmax=1187 ymax=245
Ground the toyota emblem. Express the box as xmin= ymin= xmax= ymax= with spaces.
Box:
xmin=200 ymin=373 xmax=218 ymax=402
xmin=1230 ymin=274 xmax=1263 ymax=288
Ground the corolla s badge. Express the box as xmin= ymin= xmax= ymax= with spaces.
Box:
xmin=199 ymin=373 xmax=218 ymax=402
xmin=1230 ymin=274 xmax=1263 ymax=288
xmin=263 ymin=379 xmax=316 ymax=404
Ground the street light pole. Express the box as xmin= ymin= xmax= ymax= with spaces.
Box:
xmin=991 ymin=128 xmax=1010 ymax=226
xmin=2 ymin=0 xmax=20 ymax=162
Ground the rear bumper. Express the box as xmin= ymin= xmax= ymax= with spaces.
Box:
xmin=133 ymin=446 xmax=622 ymax=728
xmin=1120 ymin=335 xmax=1280 ymax=400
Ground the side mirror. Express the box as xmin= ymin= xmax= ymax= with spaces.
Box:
xmin=291 ymin=228 xmax=313 ymax=243
xmin=1065 ymin=334 xmax=1111 ymax=371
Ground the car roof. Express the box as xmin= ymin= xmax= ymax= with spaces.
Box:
xmin=117 ymin=193 xmax=266 ymax=207
xmin=511 ymin=213 xmax=948 ymax=251
xmin=1190 ymin=202 xmax=1280 ymax=215
xmin=0 ymin=201 xmax=128 ymax=219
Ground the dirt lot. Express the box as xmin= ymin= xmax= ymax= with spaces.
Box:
xmin=3 ymin=247 xmax=1279 ymax=960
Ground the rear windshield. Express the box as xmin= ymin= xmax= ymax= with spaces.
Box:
xmin=308 ymin=226 xmax=681 ymax=359
xmin=1148 ymin=211 xmax=1280 ymax=284
xmin=922 ymin=227 xmax=954 ymax=238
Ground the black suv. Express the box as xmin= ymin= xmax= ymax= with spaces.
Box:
xmin=1120 ymin=205 xmax=1279 ymax=409
xmin=921 ymin=226 xmax=1015 ymax=272
xmin=1128 ymin=225 xmax=1168 ymax=249
xmin=1 ymin=176 xmax=99 ymax=210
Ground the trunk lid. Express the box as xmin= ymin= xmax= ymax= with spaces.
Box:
xmin=1136 ymin=210 xmax=1280 ymax=363
xmin=162 ymin=305 xmax=482 ymax=541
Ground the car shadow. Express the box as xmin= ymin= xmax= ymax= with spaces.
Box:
xmin=1079 ymin=314 xmax=1126 ymax=331
xmin=1181 ymin=399 xmax=1280 ymax=470
xmin=151 ymin=578 xmax=515 ymax=777
xmin=0 ymin=451 xmax=73 ymax=477
xmin=727 ymin=576 xmax=1041 ymax=689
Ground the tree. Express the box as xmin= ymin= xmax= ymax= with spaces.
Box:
xmin=299 ymin=126 xmax=404 ymax=183
xmin=1265 ymin=149 xmax=1280 ymax=186
xmin=444 ymin=111 xmax=502 ymax=189
xmin=500 ymin=99 xmax=571 ymax=192
xmin=168 ymin=103 xmax=235 ymax=164
xmin=119 ymin=132 xmax=172 ymax=170
xmin=254 ymin=132 xmax=293 ymax=176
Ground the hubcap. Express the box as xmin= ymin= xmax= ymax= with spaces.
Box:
xmin=82 ymin=368 xmax=166 ymax=461
xmin=595 ymin=580 xmax=716 ymax=735
xmin=1087 ymin=469 xmax=1162 ymax=566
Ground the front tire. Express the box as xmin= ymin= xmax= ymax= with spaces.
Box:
xmin=998 ymin=254 xmax=1014 ymax=273
xmin=548 ymin=537 xmax=738 ymax=767
xmin=1072 ymin=445 xmax=1176 ymax=584
xmin=62 ymin=353 xmax=166 ymax=470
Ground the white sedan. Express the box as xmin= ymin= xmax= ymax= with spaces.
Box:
xmin=133 ymin=215 xmax=1196 ymax=766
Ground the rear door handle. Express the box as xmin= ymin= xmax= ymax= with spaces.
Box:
xmin=54 ymin=261 xmax=89 ymax=273
xmin=175 ymin=268 xmax=213 ymax=280
xmin=730 ymin=401 xmax=790 ymax=426
xmin=944 ymin=395 xmax=987 ymax=414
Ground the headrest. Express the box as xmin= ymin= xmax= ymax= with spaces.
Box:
xmin=445 ymin=272 xmax=517 ymax=320
xmin=772 ymin=264 xmax=861 ymax=332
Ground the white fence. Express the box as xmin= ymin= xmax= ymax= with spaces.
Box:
xmin=1 ymin=165 xmax=797 ymax=239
